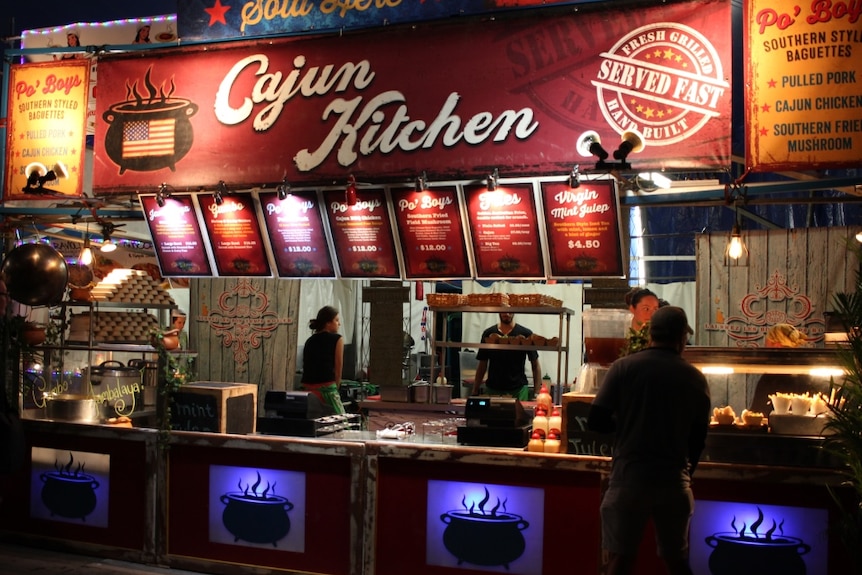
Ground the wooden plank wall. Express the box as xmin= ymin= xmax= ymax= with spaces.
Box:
xmin=695 ymin=226 xmax=857 ymax=409
xmin=188 ymin=278 xmax=301 ymax=406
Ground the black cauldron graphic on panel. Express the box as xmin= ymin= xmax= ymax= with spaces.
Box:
xmin=705 ymin=506 xmax=811 ymax=575
xmin=440 ymin=486 xmax=530 ymax=568
xmin=220 ymin=470 xmax=294 ymax=547
xmin=40 ymin=452 xmax=100 ymax=521
xmin=102 ymin=66 xmax=198 ymax=174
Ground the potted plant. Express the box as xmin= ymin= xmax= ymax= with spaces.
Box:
xmin=822 ymin=243 xmax=862 ymax=571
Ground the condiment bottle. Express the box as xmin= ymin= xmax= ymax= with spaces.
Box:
xmin=528 ymin=431 xmax=544 ymax=452
xmin=544 ymin=431 xmax=561 ymax=453
xmin=532 ymin=408 xmax=549 ymax=438
xmin=548 ymin=407 xmax=562 ymax=438
xmin=536 ymin=382 xmax=553 ymax=412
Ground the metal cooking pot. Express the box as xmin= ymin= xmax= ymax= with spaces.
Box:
xmin=1 ymin=243 xmax=68 ymax=306
xmin=86 ymin=361 xmax=143 ymax=417
xmin=44 ymin=393 xmax=100 ymax=423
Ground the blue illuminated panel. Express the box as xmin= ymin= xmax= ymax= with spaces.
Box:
xmin=426 ymin=480 xmax=544 ymax=574
xmin=208 ymin=465 xmax=306 ymax=552
xmin=691 ymin=499 xmax=828 ymax=575
xmin=29 ymin=447 xmax=111 ymax=527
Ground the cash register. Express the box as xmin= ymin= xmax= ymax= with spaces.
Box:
xmin=457 ymin=396 xmax=531 ymax=447
xmin=257 ymin=391 xmax=361 ymax=437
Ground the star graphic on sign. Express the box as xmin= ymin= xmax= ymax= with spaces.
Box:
xmin=760 ymin=127 xmax=768 ymax=136
xmin=205 ymin=0 xmax=230 ymax=26
xmin=761 ymin=102 xmax=770 ymax=112
xmin=768 ymin=78 xmax=777 ymax=88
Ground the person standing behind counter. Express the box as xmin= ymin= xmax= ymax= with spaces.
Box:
xmin=471 ymin=312 xmax=541 ymax=400
xmin=300 ymin=306 xmax=346 ymax=414
xmin=587 ymin=306 xmax=711 ymax=575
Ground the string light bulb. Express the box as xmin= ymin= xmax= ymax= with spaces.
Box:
xmin=79 ymin=234 xmax=93 ymax=265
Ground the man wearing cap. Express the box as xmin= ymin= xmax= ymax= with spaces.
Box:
xmin=587 ymin=306 xmax=710 ymax=575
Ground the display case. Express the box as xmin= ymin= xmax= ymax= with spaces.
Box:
xmin=429 ymin=305 xmax=573 ymax=395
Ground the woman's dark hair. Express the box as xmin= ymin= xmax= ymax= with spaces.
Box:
xmin=625 ymin=286 xmax=658 ymax=308
xmin=309 ymin=305 xmax=339 ymax=331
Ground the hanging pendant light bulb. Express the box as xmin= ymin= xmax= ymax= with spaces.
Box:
xmin=727 ymin=224 xmax=745 ymax=259
xmin=345 ymin=174 xmax=357 ymax=206
xmin=79 ymin=235 xmax=93 ymax=265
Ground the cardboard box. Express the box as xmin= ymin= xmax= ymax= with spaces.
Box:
xmin=171 ymin=381 xmax=258 ymax=434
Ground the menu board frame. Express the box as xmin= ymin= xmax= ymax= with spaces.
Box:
xmin=321 ymin=187 xmax=402 ymax=280
xmin=197 ymin=191 xmax=273 ymax=278
xmin=539 ymin=178 xmax=626 ymax=279
xmin=388 ymin=185 xmax=472 ymax=280
xmin=258 ymin=189 xmax=336 ymax=279
xmin=139 ymin=194 xmax=214 ymax=278
xmin=463 ymin=183 xmax=546 ymax=280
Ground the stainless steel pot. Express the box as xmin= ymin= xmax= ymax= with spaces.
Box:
xmin=86 ymin=360 xmax=143 ymax=417
xmin=44 ymin=394 xmax=100 ymax=423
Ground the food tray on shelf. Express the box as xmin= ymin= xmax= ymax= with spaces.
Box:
xmin=508 ymin=294 xmax=563 ymax=308
xmin=426 ymin=293 xmax=467 ymax=307
xmin=466 ymin=292 xmax=510 ymax=307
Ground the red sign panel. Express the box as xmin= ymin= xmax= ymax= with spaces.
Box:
xmin=140 ymin=195 xmax=213 ymax=277
xmin=540 ymin=179 xmax=624 ymax=278
xmin=322 ymin=189 xmax=401 ymax=279
xmin=93 ymin=1 xmax=731 ymax=193
xmin=390 ymin=186 xmax=471 ymax=280
xmin=464 ymin=183 xmax=545 ymax=279
xmin=197 ymin=193 xmax=272 ymax=277
xmin=258 ymin=190 xmax=335 ymax=278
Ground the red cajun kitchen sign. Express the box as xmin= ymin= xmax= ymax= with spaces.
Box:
xmin=390 ymin=185 xmax=472 ymax=280
xmin=197 ymin=193 xmax=272 ymax=277
xmin=258 ymin=190 xmax=335 ymax=278
xmin=92 ymin=0 xmax=731 ymax=192
xmin=540 ymin=179 xmax=624 ymax=278
xmin=464 ymin=183 xmax=545 ymax=279
xmin=322 ymin=188 xmax=401 ymax=279
xmin=140 ymin=195 xmax=213 ymax=277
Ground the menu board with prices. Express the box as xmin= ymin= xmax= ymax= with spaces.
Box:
xmin=463 ymin=183 xmax=545 ymax=279
xmin=258 ymin=190 xmax=335 ymax=278
xmin=197 ymin=193 xmax=272 ymax=277
xmin=540 ymin=179 xmax=625 ymax=278
xmin=389 ymin=185 xmax=471 ymax=279
xmin=140 ymin=195 xmax=213 ymax=277
xmin=322 ymin=188 xmax=401 ymax=279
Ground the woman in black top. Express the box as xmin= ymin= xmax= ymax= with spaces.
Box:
xmin=300 ymin=306 xmax=345 ymax=414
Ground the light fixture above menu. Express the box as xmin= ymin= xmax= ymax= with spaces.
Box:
xmin=277 ymin=178 xmax=291 ymax=200
xmin=214 ymin=180 xmax=229 ymax=206
xmin=156 ymin=182 xmax=172 ymax=207
xmin=415 ymin=171 xmax=428 ymax=192
xmin=577 ymin=130 xmax=645 ymax=170
xmin=486 ymin=168 xmax=499 ymax=191
xmin=345 ymin=174 xmax=357 ymax=206
xmin=568 ymin=165 xmax=581 ymax=189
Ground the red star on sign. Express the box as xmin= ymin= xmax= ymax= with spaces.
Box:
xmin=205 ymin=0 xmax=230 ymax=26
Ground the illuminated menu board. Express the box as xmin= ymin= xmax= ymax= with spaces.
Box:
xmin=390 ymin=186 xmax=471 ymax=279
xmin=198 ymin=193 xmax=272 ymax=277
xmin=322 ymin=188 xmax=401 ymax=279
xmin=463 ymin=183 xmax=544 ymax=279
xmin=540 ymin=180 xmax=624 ymax=278
xmin=258 ymin=190 xmax=335 ymax=278
xmin=140 ymin=195 xmax=212 ymax=277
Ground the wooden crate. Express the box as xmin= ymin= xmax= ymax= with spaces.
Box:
xmin=171 ymin=382 xmax=258 ymax=434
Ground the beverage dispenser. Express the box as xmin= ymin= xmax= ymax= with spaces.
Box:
xmin=576 ymin=308 xmax=632 ymax=394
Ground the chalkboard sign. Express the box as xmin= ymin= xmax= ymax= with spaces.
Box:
xmin=562 ymin=396 xmax=615 ymax=457
xmin=171 ymin=391 xmax=220 ymax=432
